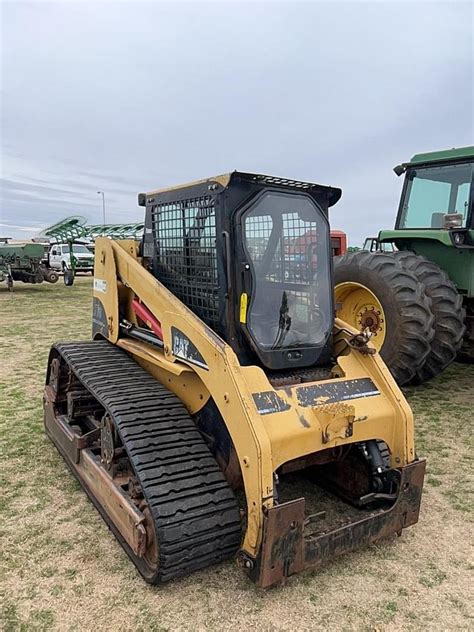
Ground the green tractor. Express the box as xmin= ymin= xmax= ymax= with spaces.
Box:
xmin=334 ymin=146 xmax=473 ymax=385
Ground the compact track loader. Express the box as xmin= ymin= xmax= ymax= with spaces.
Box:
xmin=44 ymin=172 xmax=425 ymax=587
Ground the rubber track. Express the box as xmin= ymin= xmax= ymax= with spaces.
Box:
xmin=53 ymin=340 xmax=242 ymax=583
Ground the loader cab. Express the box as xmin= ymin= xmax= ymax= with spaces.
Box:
xmin=140 ymin=172 xmax=341 ymax=372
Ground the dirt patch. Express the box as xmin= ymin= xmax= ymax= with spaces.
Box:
xmin=1 ymin=278 xmax=473 ymax=630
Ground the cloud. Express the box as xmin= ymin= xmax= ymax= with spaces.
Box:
xmin=1 ymin=1 xmax=472 ymax=242
xmin=0 ymin=222 xmax=48 ymax=233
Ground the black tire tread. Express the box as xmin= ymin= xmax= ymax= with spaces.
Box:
xmin=394 ymin=251 xmax=466 ymax=382
xmin=334 ymin=251 xmax=435 ymax=385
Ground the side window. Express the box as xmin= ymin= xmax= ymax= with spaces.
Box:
xmin=403 ymin=178 xmax=451 ymax=228
xmin=401 ymin=163 xmax=472 ymax=229
xmin=151 ymin=196 xmax=219 ymax=327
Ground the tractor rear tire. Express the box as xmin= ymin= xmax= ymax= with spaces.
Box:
xmin=458 ymin=300 xmax=474 ymax=362
xmin=394 ymin=252 xmax=466 ymax=382
xmin=334 ymin=251 xmax=435 ymax=386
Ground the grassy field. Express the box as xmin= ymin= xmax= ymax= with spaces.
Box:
xmin=1 ymin=277 xmax=473 ymax=631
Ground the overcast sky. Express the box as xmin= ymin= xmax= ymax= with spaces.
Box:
xmin=1 ymin=1 xmax=473 ymax=244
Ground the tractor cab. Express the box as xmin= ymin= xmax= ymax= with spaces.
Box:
xmin=379 ymin=147 xmax=474 ymax=249
xmin=336 ymin=147 xmax=474 ymax=387
xmin=396 ymin=155 xmax=472 ymax=231
xmin=376 ymin=146 xmax=474 ymax=299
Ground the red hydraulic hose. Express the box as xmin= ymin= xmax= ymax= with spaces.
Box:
xmin=131 ymin=298 xmax=163 ymax=340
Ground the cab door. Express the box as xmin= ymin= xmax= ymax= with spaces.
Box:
xmin=49 ymin=246 xmax=61 ymax=268
xmin=60 ymin=245 xmax=70 ymax=268
xmin=234 ymin=189 xmax=333 ymax=370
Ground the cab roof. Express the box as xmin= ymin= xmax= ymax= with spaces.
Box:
xmin=142 ymin=171 xmax=342 ymax=207
xmin=407 ymin=146 xmax=474 ymax=167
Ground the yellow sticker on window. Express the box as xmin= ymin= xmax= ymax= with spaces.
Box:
xmin=240 ymin=292 xmax=248 ymax=323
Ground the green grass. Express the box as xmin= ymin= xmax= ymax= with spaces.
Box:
xmin=1 ymin=277 xmax=473 ymax=631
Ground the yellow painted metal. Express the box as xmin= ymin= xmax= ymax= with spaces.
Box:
xmin=239 ymin=293 xmax=248 ymax=324
xmin=334 ymin=281 xmax=386 ymax=351
xmin=93 ymin=238 xmax=416 ymax=560
xmin=146 ymin=173 xmax=232 ymax=197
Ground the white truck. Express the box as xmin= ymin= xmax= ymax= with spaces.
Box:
xmin=47 ymin=243 xmax=95 ymax=274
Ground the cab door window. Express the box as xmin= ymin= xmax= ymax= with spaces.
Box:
xmin=242 ymin=191 xmax=331 ymax=351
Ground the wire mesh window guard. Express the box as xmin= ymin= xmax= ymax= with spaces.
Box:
xmin=151 ymin=196 xmax=219 ymax=327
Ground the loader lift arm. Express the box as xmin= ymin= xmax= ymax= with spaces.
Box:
xmin=94 ymin=237 xmax=275 ymax=557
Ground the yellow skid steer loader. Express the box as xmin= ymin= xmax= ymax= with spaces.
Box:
xmin=44 ymin=172 xmax=425 ymax=587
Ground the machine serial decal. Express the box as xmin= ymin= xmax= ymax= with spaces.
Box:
xmin=93 ymin=278 xmax=107 ymax=293
xmin=296 ymin=378 xmax=380 ymax=407
xmin=171 ymin=327 xmax=208 ymax=370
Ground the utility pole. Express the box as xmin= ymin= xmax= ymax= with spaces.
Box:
xmin=97 ymin=191 xmax=106 ymax=225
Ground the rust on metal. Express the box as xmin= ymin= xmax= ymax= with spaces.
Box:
xmin=347 ymin=328 xmax=377 ymax=355
xmin=48 ymin=358 xmax=61 ymax=394
xmin=44 ymin=401 xmax=147 ymax=557
xmin=304 ymin=459 xmax=425 ymax=568
xmin=66 ymin=388 xmax=99 ymax=419
xmin=255 ymin=459 xmax=426 ymax=588
xmin=100 ymin=414 xmax=116 ymax=470
xmin=78 ymin=449 xmax=147 ymax=558
xmin=258 ymin=499 xmax=305 ymax=588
